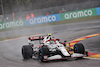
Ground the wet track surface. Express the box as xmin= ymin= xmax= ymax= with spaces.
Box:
xmin=79 ymin=35 xmax=100 ymax=54
xmin=0 ymin=19 xmax=100 ymax=67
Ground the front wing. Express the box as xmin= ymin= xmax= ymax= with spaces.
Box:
xmin=42 ymin=53 xmax=84 ymax=61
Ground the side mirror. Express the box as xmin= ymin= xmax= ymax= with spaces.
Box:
xmin=28 ymin=37 xmax=31 ymax=40
xmin=64 ymin=40 xmax=67 ymax=43
xmin=63 ymin=41 xmax=67 ymax=47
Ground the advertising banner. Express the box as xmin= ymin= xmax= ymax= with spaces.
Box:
xmin=60 ymin=8 xmax=97 ymax=20
xmin=1 ymin=7 xmax=100 ymax=30
xmin=96 ymin=7 xmax=100 ymax=15
xmin=0 ymin=20 xmax=25 ymax=29
xmin=25 ymin=14 xmax=61 ymax=25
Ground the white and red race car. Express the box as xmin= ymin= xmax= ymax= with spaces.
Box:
xmin=22 ymin=34 xmax=86 ymax=62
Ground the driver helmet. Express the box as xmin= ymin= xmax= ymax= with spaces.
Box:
xmin=50 ymin=40 xmax=55 ymax=44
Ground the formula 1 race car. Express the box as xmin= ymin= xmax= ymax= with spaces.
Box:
xmin=22 ymin=34 xmax=86 ymax=62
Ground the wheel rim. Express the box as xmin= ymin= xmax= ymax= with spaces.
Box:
xmin=74 ymin=45 xmax=78 ymax=53
xmin=39 ymin=50 xmax=43 ymax=61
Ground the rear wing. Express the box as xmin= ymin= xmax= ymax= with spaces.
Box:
xmin=28 ymin=35 xmax=47 ymax=41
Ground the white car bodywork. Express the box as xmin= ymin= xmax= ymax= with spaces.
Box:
xmin=28 ymin=34 xmax=84 ymax=61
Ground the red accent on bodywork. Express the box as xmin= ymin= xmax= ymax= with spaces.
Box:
xmin=44 ymin=55 xmax=48 ymax=61
xmin=46 ymin=39 xmax=58 ymax=44
xmin=38 ymin=45 xmax=43 ymax=48
xmin=28 ymin=35 xmax=47 ymax=41
xmin=56 ymin=39 xmax=60 ymax=41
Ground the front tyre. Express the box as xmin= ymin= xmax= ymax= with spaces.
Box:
xmin=22 ymin=45 xmax=33 ymax=59
xmin=74 ymin=43 xmax=85 ymax=54
xmin=38 ymin=46 xmax=50 ymax=62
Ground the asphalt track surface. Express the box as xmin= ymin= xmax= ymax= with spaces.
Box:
xmin=79 ymin=35 xmax=100 ymax=54
xmin=0 ymin=19 xmax=100 ymax=67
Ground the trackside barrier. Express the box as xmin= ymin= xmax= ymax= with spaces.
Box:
xmin=96 ymin=7 xmax=100 ymax=15
xmin=0 ymin=7 xmax=100 ymax=30
xmin=60 ymin=8 xmax=97 ymax=20
xmin=0 ymin=20 xmax=25 ymax=29
xmin=25 ymin=14 xmax=61 ymax=26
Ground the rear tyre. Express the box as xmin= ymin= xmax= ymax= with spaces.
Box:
xmin=74 ymin=43 xmax=85 ymax=54
xmin=22 ymin=45 xmax=33 ymax=59
xmin=38 ymin=46 xmax=50 ymax=62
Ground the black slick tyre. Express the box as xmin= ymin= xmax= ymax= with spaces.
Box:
xmin=38 ymin=45 xmax=50 ymax=62
xmin=74 ymin=43 xmax=85 ymax=54
xmin=22 ymin=45 xmax=33 ymax=59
